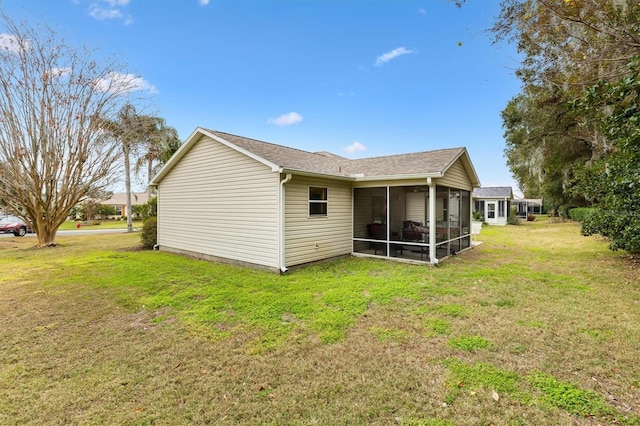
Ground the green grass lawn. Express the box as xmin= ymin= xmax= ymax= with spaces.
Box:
xmin=58 ymin=219 xmax=143 ymax=230
xmin=1 ymin=219 xmax=639 ymax=425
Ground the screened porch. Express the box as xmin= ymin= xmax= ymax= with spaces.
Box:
xmin=352 ymin=185 xmax=472 ymax=263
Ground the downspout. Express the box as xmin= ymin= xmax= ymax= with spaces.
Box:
xmin=427 ymin=177 xmax=439 ymax=264
xmin=279 ymin=173 xmax=293 ymax=273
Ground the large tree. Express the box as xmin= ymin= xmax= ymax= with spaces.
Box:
xmin=501 ymin=83 xmax=594 ymax=208
xmin=0 ymin=10 xmax=151 ymax=246
xmin=574 ymin=58 xmax=640 ymax=252
xmin=134 ymin=116 xmax=180 ymax=193
xmin=96 ymin=103 xmax=144 ymax=233
xmin=493 ymin=0 xmax=640 ymax=213
xmin=96 ymin=105 xmax=177 ymax=232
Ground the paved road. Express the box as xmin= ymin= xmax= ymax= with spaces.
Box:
xmin=0 ymin=228 xmax=137 ymax=238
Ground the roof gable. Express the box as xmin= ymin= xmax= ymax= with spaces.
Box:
xmin=151 ymin=128 xmax=481 ymax=186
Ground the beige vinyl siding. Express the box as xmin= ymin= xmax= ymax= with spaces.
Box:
xmin=437 ymin=159 xmax=472 ymax=191
xmin=157 ymin=135 xmax=280 ymax=269
xmin=284 ymin=175 xmax=352 ymax=267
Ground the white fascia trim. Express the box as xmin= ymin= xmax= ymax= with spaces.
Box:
xmin=280 ymin=168 xmax=355 ymax=182
xmin=352 ymin=173 xmax=443 ymax=182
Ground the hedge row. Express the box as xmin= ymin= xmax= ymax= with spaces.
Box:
xmin=568 ymin=207 xmax=595 ymax=222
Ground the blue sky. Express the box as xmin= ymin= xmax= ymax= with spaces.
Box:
xmin=3 ymin=0 xmax=523 ymax=194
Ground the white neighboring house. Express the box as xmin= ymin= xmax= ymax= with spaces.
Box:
xmin=514 ymin=197 xmax=543 ymax=218
xmin=472 ymin=187 xmax=513 ymax=226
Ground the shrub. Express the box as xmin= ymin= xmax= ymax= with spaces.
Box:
xmin=141 ymin=196 xmax=157 ymax=220
xmin=558 ymin=204 xmax=575 ymax=219
xmin=141 ymin=217 xmax=157 ymax=249
xmin=527 ymin=214 xmax=536 ymax=221
xmin=568 ymin=207 xmax=594 ymax=222
xmin=582 ymin=207 xmax=640 ymax=253
xmin=507 ymin=214 xmax=521 ymax=225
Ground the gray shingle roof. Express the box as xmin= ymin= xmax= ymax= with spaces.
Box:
xmin=347 ymin=148 xmax=465 ymax=177
xmin=206 ymin=129 xmax=465 ymax=178
xmin=472 ymin=186 xmax=513 ymax=199
xmin=206 ymin=130 xmax=351 ymax=176
xmin=100 ymin=192 xmax=150 ymax=205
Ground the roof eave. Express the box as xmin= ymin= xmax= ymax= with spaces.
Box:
xmin=473 ymin=195 xmax=513 ymax=200
xmin=352 ymin=173 xmax=443 ymax=182
xmin=279 ymin=169 xmax=446 ymax=183
xmin=280 ymin=168 xmax=355 ymax=182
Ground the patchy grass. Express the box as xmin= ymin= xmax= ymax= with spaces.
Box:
xmin=447 ymin=335 xmax=491 ymax=352
xmin=1 ymin=219 xmax=639 ymax=424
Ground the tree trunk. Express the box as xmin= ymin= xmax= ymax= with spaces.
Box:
xmin=124 ymin=143 xmax=133 ymax=233
xmin=147 ymin=157 xmax=153 ymax=198
xmin=36 ymin=227 xmax=58 ymax=247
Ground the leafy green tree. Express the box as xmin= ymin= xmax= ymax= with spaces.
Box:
xmin=139 ymin=196 xmax=157 ymax=220
xmin=95 ymin=104 xmax=142 ymax=233
xmin=134 ymin=117 xmax=181 ymax=191
xmin=493 ymin=0 xmax=640 ymax=215
xmin=96 ymin=204 xmax=117 ymax=217
xmin=501 ymin=85 xmax=593 ymax=208
xmin=573 ymin=58 xmax=640 ymax=252
xmin=96 ymin=105 xmax=177 ymax=232
xmin=95 ymin=104 xmax=165 ymax=232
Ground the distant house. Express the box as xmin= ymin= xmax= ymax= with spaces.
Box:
xmin=514 ymin=198 xmax=543 ymax=217
xmin=100 ymin=192 xmax=150 ymax=218
xmin=472 ymin=186 xmax=513 ymax=226
xmin=150 ymin=128 xmax=481 ymax=272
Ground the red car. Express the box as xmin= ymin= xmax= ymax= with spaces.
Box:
xmin=0 ymin=215 xmax=33 ymax=237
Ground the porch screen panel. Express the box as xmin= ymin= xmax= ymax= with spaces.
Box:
xmin=389 ymin=187 xmax=407 ymax=240
xmin=353 ymin=187 xmax=388 ymax=257
xmin=461 ymin=190 xmax=471 ymax=234
xmin=353 ymin=187 xmax=386 ymax=239
xmin=436 ymin=186 xmax=449 ymax=243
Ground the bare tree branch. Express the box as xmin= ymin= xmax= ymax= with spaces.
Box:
xmin=0 ymin=9 xmax=151 ymax=246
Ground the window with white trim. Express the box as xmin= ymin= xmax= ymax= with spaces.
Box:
xmin=498 ymin=200 xmax=506 ymax=218
xmin=309 ymin=187 xmax=328 ymax=217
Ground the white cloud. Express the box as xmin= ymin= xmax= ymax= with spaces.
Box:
xmin=89 ymin=1 xmax=133 ymax=24
xmin=94 ymin=72 xmax=158 ymax=95
xmin=45 ymin=67 xmax=72 ymax=78
xmin=0 ymin=33 xmax=30 ymax=54
xmin=104 ymin=0 xmax=130 ymax=5
xmin=268 ymin=112 xmax=303 ymax=126
xmin=417 ymin=8 xmax=426 ymax=15
xmin=343 ymin=141 xmax=367 ymax=154
xmin=199 ymin=0 xmax=211 ymax=4
xmin=375 ymin=47 xmax=414 ymax=67
xmin=89 ymin=5 xmax=122 ymax=20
